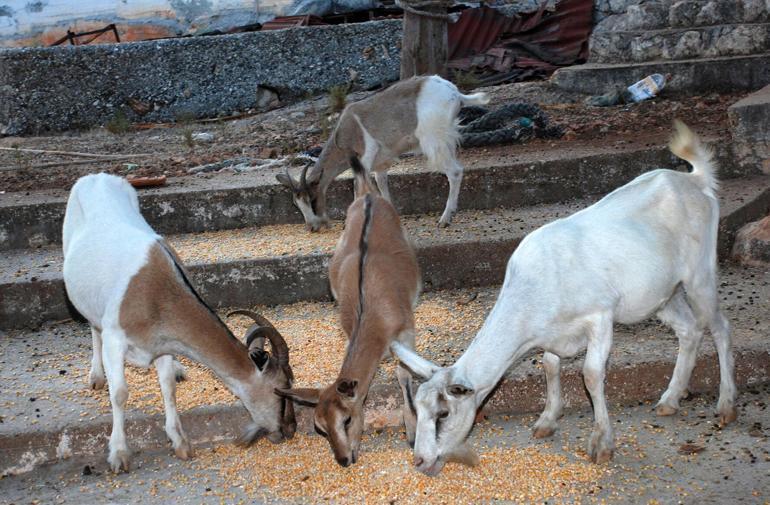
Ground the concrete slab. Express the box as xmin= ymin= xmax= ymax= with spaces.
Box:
xmin=3 ymin=175 xmax=770 ymax=330
xmin=0 ymin=138 xmax=745 ymax=252
xmin=1 ymin=264 xmax=768 ymax=477
xmin=0 ymin=198 xmax=593 ymax=330
xmin=552 ymin=53 xmax=770 ymax=94
xmin=729 ymin=84 xmax=770 ymax=174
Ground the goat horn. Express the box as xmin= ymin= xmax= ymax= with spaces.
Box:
xmin=300 ymin=162 xmax=311 ymax=190
xmin=227 ymin=309 xmax=292 ymax=378
xmin=282 ymin=166 xmax=297 ymax=191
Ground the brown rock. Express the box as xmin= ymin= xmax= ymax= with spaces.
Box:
xmin=731 ymin=215 xmax=770 ymax=266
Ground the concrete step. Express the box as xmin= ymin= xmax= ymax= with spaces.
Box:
xmin=2 ymin=264 xmax=768 ymax=476
xmin=729 ymin=84 xmax=770 ymax=174
xmin=0 ymin=138 xmax=746 ymax=252
xmin=590 ymin=23 xmax=770 ymax=64
xmin=3 ymin=175 xmax=770 ymax=330
xmin=552 ymin=53 xmax=770 ymax=94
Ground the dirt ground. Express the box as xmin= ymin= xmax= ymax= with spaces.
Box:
xmin=0 ymin=80 xmax=743 ymax=193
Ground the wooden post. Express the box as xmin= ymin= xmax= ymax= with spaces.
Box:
xmin=399 ymin=1 xmax=449 ymax=79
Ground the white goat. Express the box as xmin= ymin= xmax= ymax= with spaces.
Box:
xmin=62 ymin=173 xmax=296 ymax=473
xmin=391 ymin=121 xmax=737 ymax=475
xmin=277 ymin=75 xmax=490 ymax=231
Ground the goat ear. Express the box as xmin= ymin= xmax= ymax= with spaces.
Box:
xmin=250 ymin=349 xmax=270 ymax=371
xmin=275 ymin=387 xmax=320 ymax=407
xmin=448 ymin=384 xmax=474 ymax=397
xmin=390 ymin=342 xmax=440 ymax=380
xmin=336 ymin=379 xmax=358 ymax=399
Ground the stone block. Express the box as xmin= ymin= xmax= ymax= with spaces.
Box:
xmin=741 ymin=0 xmax=770 ymax=23
xmin=669 ymin=0 xmax=704 ymax=27
xmin=696 ymin=0 xmax=742 ymax=25
xmin=713 ymin=24 xmax=769 ymax=57
xmin=728 ymin=84 xmax=770 ymax=175
xmin=630 ymin=34 xmax=665 ymax=62
xmin=667 ymin=30 xmax=705 ymax=59
xmin=625 ymin=1 xmax=671 ymax=30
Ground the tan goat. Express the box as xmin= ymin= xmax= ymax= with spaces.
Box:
xmin=277 ymin=155 xmax=421 ymax=466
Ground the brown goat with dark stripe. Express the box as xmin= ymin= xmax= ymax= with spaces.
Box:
xmin=277 ymin=155 xmax=421 ymax=467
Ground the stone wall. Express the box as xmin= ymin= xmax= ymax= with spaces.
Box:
xmin=0 ymin=20 xmax=402 ymax=135
xmin=591 ymin=0 xmax=770 ymax=63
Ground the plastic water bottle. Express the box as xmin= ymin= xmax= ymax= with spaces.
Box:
xmin=626 ymin=74 xmax=667 ymax=102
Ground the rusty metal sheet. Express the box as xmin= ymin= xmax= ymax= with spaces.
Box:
xmin=448 ymin=0 xmax=593 ymax=75
xmin=261 ymin=15 xmax=327 ymax=30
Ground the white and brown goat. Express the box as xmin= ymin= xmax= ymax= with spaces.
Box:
xmin=277 ymin=156 xmax=421 ymax=466
xmin=277 ymin=75 xmax=489 ymax=231
xmin=62 ymin=173 xmax=295 ymax=473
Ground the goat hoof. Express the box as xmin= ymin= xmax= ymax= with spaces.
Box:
xmin=591 ymin=448 xmax=614 ymax=465
xmin=174 ymin=441 xmax=194 ymax=460
xmin=532 ymin=425 xmax=556 ymax=439
xmin=437 ymin=220 xmax=451 ymax=228
xmin=719 ymin=407 xmax=738 ymax=426
xmin=88 ymin=373 xmax=106 ymax=390
xmin=655 ymin=403 xmax=678 ymax=417
xmin=108 ymin=449 xmax=131 ymax=473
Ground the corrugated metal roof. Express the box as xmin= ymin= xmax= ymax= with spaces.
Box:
xmin=259 ymin=15 xmax=328 ymax=30
xmin=447 ymin=0 xmax=593 ymax=76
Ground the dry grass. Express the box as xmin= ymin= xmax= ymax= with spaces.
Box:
xmin=327 ymin=84 xmax=349 ymax=113
xmin=105 ymin=110 xmax=130 ymax=135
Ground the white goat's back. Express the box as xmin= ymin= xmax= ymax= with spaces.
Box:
xmin=62 ymin=173 xmax=161 ymax=326
xmin=513 ymin=163 xmax=718 ymax=331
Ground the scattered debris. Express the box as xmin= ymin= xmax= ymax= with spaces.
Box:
xmin=127 ymin=175 xmax=167 ymax=188
xmin=584 ymin=88 xmax=633 ymax=108
xmin=127 ymin=97 xmax=153 ymax=116
xmin=626 ymin=74 xmax=668 ymax=103
xmin=186 ymin=158 xmax=253 ymax=174
xmin=192 ymin=132 xmax=215 ymax=143
xmin=459 ymin=102 xmax=562 ymax=147
xmin=585 ymin=74 xmax=670 ymax=107
xmin=49 ymin=24 xmax=120 ymax=46
xmin=256 ymin=86 xmax=281 ymax=110
xmin=678 ymin=443 xmax=705 ymax=455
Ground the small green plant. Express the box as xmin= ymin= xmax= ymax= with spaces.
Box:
xmin=181 ymin=126 xmax=195 ymax=150
xmin=10 ymin=143 xmax=23 ymax=167
xmin=327 ymin=84 xmax=349 ymax=113
xmin=175 ymin=110 xmax=196 ymax=124
xmin=105 ymin=110 xmax=130 ymax=135
xmin=453 ymin=71 xmax=481 ymax=93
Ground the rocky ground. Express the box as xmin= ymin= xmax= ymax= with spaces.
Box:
xmin=0 ymin=80 xmax=743 ymax=193
xmin=2 ymin=384 xmax=768 ymax=504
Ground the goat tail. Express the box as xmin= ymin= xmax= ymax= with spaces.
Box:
xmin=459 ymin=91 xmax=490 ymax=107
xmin=349 ymin=155 xmax=379 ymax=197
xmin=669 ymin=119 xmax=718 ymax=194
